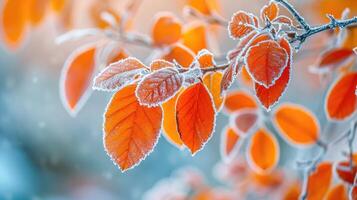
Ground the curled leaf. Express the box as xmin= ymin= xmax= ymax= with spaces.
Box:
xmin=260 ymin=2 xmax=279 ymax=22
xmin=60 ymin=45 xmax=96 ymax=115
xmin=230 ymin=109 xmax=258 ymax=137
xmin=220 ymin=126 xmax=241 ymax=163
xmin=335 ymin=161 xmax=357 ymax=184
xmin=203 ymin=72 xmax=224 ymax=110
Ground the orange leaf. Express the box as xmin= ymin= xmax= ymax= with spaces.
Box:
xmin=254 ymin=38 xmax=292 ymax=110
xmin=247 ymin=128 xmax=279 ymax=174
xmin=325 ymin=72 xmax=357 ymax=121
xmin=246 ymin=40 xmax=288 ymax=88
xmin=150 ymin=59 xmax=174 ymax=71
xmin=282 ymin=181 xmax=301 ymax=200
xmin=230 ymin=109 xmax=258 ymax=137
xmin=273 ymin=103 xmax=320 ymax=146
xmin=136 ymin=68 xmax=183 ymax=106
xmin=228 ymin=11 xmax=257 ymax=39
xmin=220 ymin=126 xmax=241 ymax=163
xmin=176 ymin=82 xmax=216 ymax=154
xmin=203 ymin=72 xmax=224 ymax=110
xmin=311 ymin=48 xmax=355 ymax=74
xmin=1 ymin=0 xmax=28 ymax=50
xmin=162 ymin=89 xmax=184 ymax=148
xmin=182 ymin=22 xmax=207 ymax=54
xmin=197 ymin=49 xmax=215 ymax=68
xmin=260 ymin=2 xmax=279 ymax=22
xmin=326 ymin=184 xmax=348 ymax=200
xmin=186 ymin=0 xmax=220 ymax=16
xmin=104 ymin=84 xmax=162 ymax=171
xmin=152 ymin=12 xmax=182 ymax=46
xmin=50 ymin=0 xmax=66 ymax=13
xmin=60 ymin=45 xmax=96 ymax=115
xmin=306 ymin=162 xmax=333 ymax=200
xmin=335 ymin=161 xmax=357 ymax=184
xmin=28 ymin=0 xmax=48 ymax=26
xmin=240 ymin=66 xmax=254 ymax=87
xmin=107 ymin=48 xmax=128 ymax=64
xmin=162 ymin=43 xmax=195 ymax=68
xmin=93 ymin=57 xmax=148 ymax=91
xmin=224 ymin=91 xmax=257 ymax=113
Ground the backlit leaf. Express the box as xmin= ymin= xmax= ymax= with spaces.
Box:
xmin=152 ymin=12 xmax=182 ymax=46
xmin=228 ymin=11 xmax=257 ymax=39
xmin=306 ymin=162 xmax=333 ymax=200
xmin=50 ymin=0 xmax=66 ymax=13
xmin=136 ymin=67 xmax=183 ymax=106
xmin=1 ymin=0 xmax=28 ymax=50
xmin=176 ymin=82 xmax=216 ymax=154
xmin=282 ymin=182 xmax=301 ymax=200
xmin=246 ymin=40 xmax=288 ymax=88
xmin=325 ymin=72 xmax=357 ymax=121
xmin=186 ymin=0 xmax=220 ymax=16
xmin=163 ymin=43 xmax=195 ymax=68
xmin=93 ymin=57 xmax=148 ymax=91
xmin=326 ymin=184 xmax=348 ymax=200
xmin=28 ymin=0 xmax=48 ymax=26
xmin=203 ymin=72 xmax=224 ymax=111
xmin=220 ymin=126 xmax=241 ymax=163
xmin=247 ymin=128 xmax=279 ymax=174
xmin=162 ymin=89 xmax=184 ymax=148
xmin=60 ymin=45 xmax=96 ymax=115
xmin=197 ymin=49 xmax=215 ymax=68
xmin=273 ymin=103 xmax=320 ymax=146
xmin=182 ymin=22 xmax=207 ymax=54
xmin=104 ymin=84 xmax=162 ymax=171
xmin=224 ymin=91 xmax=257 ymax=113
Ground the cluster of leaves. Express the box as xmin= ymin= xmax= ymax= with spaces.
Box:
xmin=0 ymin=0 xmax=67 ymax=50
xmin=57 ymin=0 xmax=357 ymax=180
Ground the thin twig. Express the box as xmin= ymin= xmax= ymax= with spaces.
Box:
xmin=274 ymin=0 xmax=311 ymax=31
xmin=184 ymin=7 xmax=228 ymax=26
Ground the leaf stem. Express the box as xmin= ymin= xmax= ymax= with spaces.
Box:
xmin=274 ymin=0 xmax=311 ymax=31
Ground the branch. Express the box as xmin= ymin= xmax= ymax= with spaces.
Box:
xmin=291 ymin=16 xmax=357 ymax=45
xmin=274 ymin=0 xmax=311 ymax=31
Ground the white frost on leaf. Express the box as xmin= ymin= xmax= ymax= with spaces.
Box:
xmin=93 ymin=57 xmax=149 ymax=91
xmin=182 ymin=67 xmax=203 ymax=85
xmin=136 ymin=67 xmax=183 ymax=107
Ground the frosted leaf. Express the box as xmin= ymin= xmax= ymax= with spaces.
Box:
xmin=136 ymin=67 xmax=183 ymax=107
xmin=93 ymin=57 xmax=148 ymax=91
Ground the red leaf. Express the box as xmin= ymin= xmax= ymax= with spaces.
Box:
xmin=104 ymin=84 xmax=163 ymax=171
xmin=311 ymin=48 xmax=355 ymax=74
xmin=246 ymin=40 xmax=288 ymax=88
xmin=335 ymin=161 xmax=357 ymax=184
xmin=176 ymin=82 xmax=216 ymax=154
xmin=325 ymin=72 xmax=357 ymax=121
xmin=136 ymin=68 xmax=183 ymax=106
xmin=60 ymin=45 xmax=96 ymax=115
xmin=254 ymin=38 xmax=291 ymax=110
xmin=306 ymin=162 xmax=333 ymax=200
xmin=93 ymin=57 xmax=149 ymax=91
